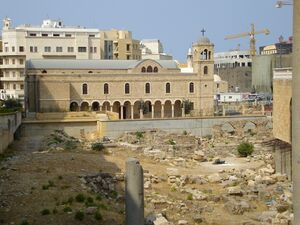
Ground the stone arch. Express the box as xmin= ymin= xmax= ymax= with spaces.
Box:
xmin=243 ymin=121 xmax=257 ymax=133
xmin=92 ymin=101 xmax=100 ymax=111
xmin=164 ymin=100 xmax=172 ymax=118
xmin=153 ymin=66 xmax=158 ymax=73
xmin=201 ymin=49 xmax=208 ymax=60
xmin=221 ymin=122 xmax=235 ymax=134
xmin=80 ymin=101 xmax=89 ymax=111
xmin=154 ymin=100 xmax=162 ymax=118
xmin=147 ymin=66 xmax=153 ymax=73
xmin=102 ymin=101 xmax=111 ymax=111
xmin=174 ymin=100 xmax=182 ymax=117
xmin=144 ymin=100 xmax=152 ymax=118
xmin=204 ymin=66 xmax=208 ymax=75
xmin=123 ymin=101 xmax=131 ymax=119
xmin=70 ymin=101 xmax=79 ymax=112
xmin=113 ymin=101 xmax=121 ymax=119
xmin=133 ymin=101 xmax=141 ymax=119
xmin=141 ymin=67 xmax=146 ymax=73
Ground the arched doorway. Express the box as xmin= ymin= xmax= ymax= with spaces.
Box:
xmin=123 ymin=101 xmax=131 ymax=119
xmin=80 ymin=102 xmax=89 ymax=111
xmin=154 ymin=101 xmax=162 ymax=118
xmin=164 ymin=100 xmax=172 ymax=118
xmin=133 ymin=101 xmax=141 ymax=119
xmin=174 ymin=100 xmax=182 ymax=117
xmin=102 ymin=101 xmax=111 ymax=111
xmin=113 ymin=101 xmax=121 ymax=119
xmin=144 ymin=100 xmax=152 ymax=118
xmin=70 ymin=102 xmax=79 ymax=112
xmin=92 ymin=101 xmax=100 ymax=111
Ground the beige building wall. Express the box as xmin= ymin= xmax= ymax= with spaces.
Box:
xmin=273 ymin=68 xmax=292 ymax=144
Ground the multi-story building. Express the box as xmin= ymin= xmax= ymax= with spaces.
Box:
xmin=0 ymin=18 xmax=141 ymax=103
xmin=141 ymin=39 xmax=173 ymax=60
xmin=214 ymin=50 xmax=252 ymax=92
xmin=25 ymin=36 xmax=215 ymax=118
xmin=100 ymin=30 xmax=141 ymax=60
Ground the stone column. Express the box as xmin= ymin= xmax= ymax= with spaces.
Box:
xmin=261 ymin=103 xmax=265 ymax=115
xmin=139 ymin=109 xmax=143 ymax=119
xmin=125 ymin=158 xmax=144 ymax=225
xmin=120 ymin=105 xmax=124 ymax=120
xmin=131 ymin=105 xmax=134 ymax=120
xmin=222 ymin=104 xmax=226 ymax=116
xmin=161 ymin=104 xmax=164 ymax=118
xmin=151 ymin=105 xmax=154 ymax=119
xmin=182 ymin=107 xmax=185 ymax=117
xmin=171 ymin=104 xmax=175 ymax=118
xmin=293 ymin=1 xmax=300 ymax=223
xmin=242 ymin=104 xmax=246 ymax=115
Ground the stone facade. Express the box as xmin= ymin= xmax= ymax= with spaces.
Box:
xmin=25 ymin=36 xmax=215 ymax=119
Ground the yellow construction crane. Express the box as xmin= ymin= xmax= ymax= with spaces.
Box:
xmin=225 ymin=24 xmax=270 ymax=56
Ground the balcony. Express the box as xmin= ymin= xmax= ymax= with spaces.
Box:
xmin=0 ymin=64 xmax=25 ymax=69
xmin=0 ymin=76 xmax=25 ymax=81
xmin=0 ymin=52 xmax=26 ymax=57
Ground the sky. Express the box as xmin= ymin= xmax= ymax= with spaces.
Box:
xmin=0 ymin=0 xmax=293 ymax=62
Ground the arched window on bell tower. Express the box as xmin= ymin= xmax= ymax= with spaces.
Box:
xmin=204 ymin=66 xmax=208 ymax=75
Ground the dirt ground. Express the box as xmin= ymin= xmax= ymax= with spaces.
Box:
xmin=0 ymin=129 xmax=290 ymax=225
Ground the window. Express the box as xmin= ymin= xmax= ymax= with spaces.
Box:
xmin=4 ymin=46 xmax=8 ymax=52
xmin=19 ymin=59 xmax=24 ymax=65
xmin=127 ymin=55 xmax=130 ymax=60
xmin=12 ymin=59 xmax=15 ymax=65
xmin=89 ymin=34 xmax=95 ymax=37
xmin=141 ymin=67 xmax=146 ymax=73
xmin=125 ymin=83 xmax=130 ymax=94
xmin=82 ymin=83 xmax=88 ymax=95
xmin=30 ymin=46 xmax=38 ymax=53
xmin=19 ymin=46 xmax=24 ymax=52
xmin=126 ymin=44 xmax=130 ymax=51
xmin=44 ymin=46 xmax=51 ymax=52
xmin=145 ymin=83 xmax=150 ymax=94
xmin=13 ymin=84 xmax=16 ymax=90
xmin=94 ymin=47 xmax=97 ymax=53
xmin=56 ymin=47 xmax=63 ymax=52
xmin=53 ymin=34 xmax=60 ymax=37
xmin=29 ymin=33 xmax=36 ymax=37
xmin=153 ymin=67 xmax=158 ymax=73
xmin=12 ymin=46 xmax=15 ymax=52
xmin=104 ymin=83 xmax=109 ymax=94
xmin=42 ymin=33 xmax=48 ymax=37
xmin=78 ymin=47 xmax=87 ymax=52
xmin=166 ymin=82 xmax=171 ymax=93
xmin=20 ymin=84 xmax=24 ymax=90
xmin=204 ymin=66 xmax=208 ymax=75
xmin=147 ymin=66 xmax=152 ymax=73
xmin=189 ymin=82 xmax=194 ymax=93
xmin=65 ymin=34 xmax=72 ymax=37
xmin=67 ymin=47 xmax=74 ymax=53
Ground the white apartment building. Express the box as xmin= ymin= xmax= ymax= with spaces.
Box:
xmin=214 ymin=50 xmax=252 ymax=69
xmin=0 ymin=18 xmax=141 ymax=103
xmin=140 ymin=39 xmax=173 ymax=60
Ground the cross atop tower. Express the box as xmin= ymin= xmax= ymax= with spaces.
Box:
xmin=201 ymin=28 xmax=206 ymax=36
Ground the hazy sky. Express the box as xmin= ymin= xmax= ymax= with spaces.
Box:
xmin=0 ymin=0 xmax=293 ymax=62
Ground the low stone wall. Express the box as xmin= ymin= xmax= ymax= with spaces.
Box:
xmin=100 ymin=116 xmax=271 ymax=139
xmin=0 ymin=112 xmax=22 ymax=153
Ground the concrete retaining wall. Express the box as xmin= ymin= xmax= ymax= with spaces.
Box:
xmin=0 ymin=112 xmax=22 ymax=153
xmin=21 ymin=121 xmax=98 ymax=139
xmin=101 ymin=116 xmax=269 ymax=139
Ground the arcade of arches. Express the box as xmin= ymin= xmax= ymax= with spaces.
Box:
xmin=69 ymin=99 xmax=185 ymax=119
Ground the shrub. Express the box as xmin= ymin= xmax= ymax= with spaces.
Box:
xmin=237 ymin=142 xmax=254 ymax=157
xmin=75 ymin=193 xmax=85 ymax=203
xmin=183 ymin=130 xmax=188 ymax=135
xmin=168 ymin=139 xmax=176 ymax=145
xmin=96 ymin=194 xmax=102 ymax=201
xmin=63 ymin=206 xmax=72 ymax=213
xmin=40 ymin=209 xmax=50 ymax=215
xmin=91 ymin=142 xmax=105 ymax=151
xmin=74 ymin=211 xmax=84 ymax=221
xmin=135 ymin=131 xmax=143 ymax=142
xmin=94 ymin=211 xmax=103 ymax=221
xmin=20 ymin=220 xmax=29 ymax=225
xmin=187 ymin=193 xmax=193 ymax=200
